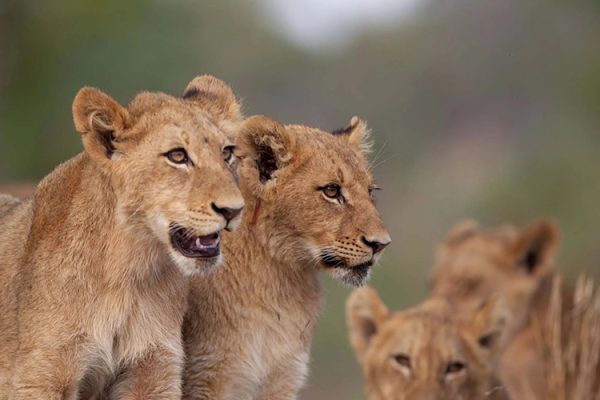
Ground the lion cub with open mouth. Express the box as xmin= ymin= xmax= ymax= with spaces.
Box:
xmin=183 ymin=116 xmax=391 ymax=399
xmin=0 ymin=76 xmax=244 ymax=399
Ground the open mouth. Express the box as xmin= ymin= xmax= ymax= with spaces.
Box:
xmin=169 ymin=226 xmax=220 ymax=258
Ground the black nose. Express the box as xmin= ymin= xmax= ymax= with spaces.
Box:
xmin=211 ymin=203 xmax=244 ymax=223
xmin=361 ymin=235 xmax=391 ymax=255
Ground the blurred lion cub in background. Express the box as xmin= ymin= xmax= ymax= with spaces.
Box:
xmin=347 ymin=286 xmax=510 ymax=400
xmin=430 ymin=219 xmax=566 ymax=399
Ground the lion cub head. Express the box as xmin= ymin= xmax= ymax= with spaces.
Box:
xmin=235 ymin=116 xmax=390 ymax=286
xmin=72 ymin=75 xmax=244 ymax=276
xmin=347 ymin=287 xmax=509 ymax=400
xmin=430 ymin=219 xmax=559 ymax=339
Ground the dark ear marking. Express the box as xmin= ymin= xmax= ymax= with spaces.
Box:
xmin=89 ymin=111 xmax=117 ymax=158
xmin=331 ymin=125 xmax=354 ymax=136
xmin=182 ymin=87 xmax=200 ymax=99
xmin=99 ymin=131 xmax=116 ymax=157
xmin=516 ymin=220 xmax=559 ymax=276
xmin=521 ymin=241 xmax=542 ymax=274
xmin=236 ymin=115 xmax=293 ymax=187
xmin=182 ymin=75 xmax=241 ymax=121
xmin=360 ymin=318 xmax=378 ymax=341
xmin=183 ymin=88 xmax=222 ymax=105
xmin=331 ymin=116 xmax=361 ymax=136
xmin=257 ymin=145 xmax=278 ymax=183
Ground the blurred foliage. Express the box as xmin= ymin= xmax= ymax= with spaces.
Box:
xmin=1 ymin=0 xmax=600 ymax=398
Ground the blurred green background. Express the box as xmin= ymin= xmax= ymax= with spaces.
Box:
xmin=1 ymin=0 xmax=600 ymax=398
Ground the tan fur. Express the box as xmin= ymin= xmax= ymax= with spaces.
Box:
xmin=347 ymin=287 xmax=510 ymax=400
xmin=540 ymin=275 xmax=600 ymax=399
xmin=0 ymin=194 xmax=21 ymax=219
xmin=430 ymin=219 xmax=563 ymax=399
xmin=182 ymin=116 xmax=390 ymax=399
xmin=0 ymin=76 xmax=245 ymax=399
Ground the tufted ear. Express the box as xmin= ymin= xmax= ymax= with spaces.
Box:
xmin=346 ymin=286 xmax=389 ymax=363
xmin=183 ymin=75 xmax=241 ymax=122
xmin=72 ymin=87 xmax=131 ymax=168
xmin=235 ymin=115 xmax=295 ymax=198
xmin=332 ymin=116 xmax=372 ymax=155
xmin=512 ymin=219 xmax=559 ymax=278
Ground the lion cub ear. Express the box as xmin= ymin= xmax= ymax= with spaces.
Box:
xmin=332 ymin=116 xmax=372 ymax=155
xmin=512 ymin=219 xmax=559 ymax=278
xmin=443 ymin=220 xmax=480 ymax=247
xmin=183 ymin=75 xmax=242 ymax=122
xmin=235 ymin=115 xmax=296 ymax=198
xmin=346 ymin=286 xmax=389 ymax=363
xmin=72 ymin=87 xmax=130 ymax=167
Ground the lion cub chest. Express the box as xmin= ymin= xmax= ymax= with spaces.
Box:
xmin=84 ymin=277 xmax=185 ymax=386
xmin=223 ymin=304 xmax=313 ymax=399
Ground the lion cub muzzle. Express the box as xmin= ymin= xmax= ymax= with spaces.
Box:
xmin=168 ymin=203 xmax=243 ymax=259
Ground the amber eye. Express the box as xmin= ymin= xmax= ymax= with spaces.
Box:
xmin=165 ymin=148 xmax=189 ymax=165
xmin=320 ymin=183 xmax=342 ymax=201
xmin=392 ymin=354 xmax=411 ymax=369
xmin=445 ymin=361 xmax=466 ymax=374
xmin=222 ymin=145 xmax=235 ymax=163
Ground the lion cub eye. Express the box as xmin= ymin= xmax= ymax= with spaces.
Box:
xmin=319 ymin=183 xmax=344 ymax=203
xmin=392 ymin=354 xmax=411 ymax=369
xmin=445 ymin=361 xmax=466 ymax=375
xmin=165 ymin=148 xmax=189 ymax=165
xmin=222 ymin=145 xmax=235 ymax=163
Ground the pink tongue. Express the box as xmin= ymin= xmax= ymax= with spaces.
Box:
xmin=197 ymin=233 xmax=219 ymax=247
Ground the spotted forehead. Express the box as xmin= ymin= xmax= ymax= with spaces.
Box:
xmin=296 ymin=127 xmax=372 ymax=183
xmin=140 ymin=106 xmax=230 ymax=145
xmin=127 ymin=92 xmax=230 ymax=141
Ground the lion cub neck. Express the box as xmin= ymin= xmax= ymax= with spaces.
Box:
xmin=183 ymin=203 xmax=322 ymax=400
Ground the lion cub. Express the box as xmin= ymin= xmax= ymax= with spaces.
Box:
xmin=0 ymin=76 xmax=244 ymax=399
xmin=430 ymin=220 xmax=563 ymax=399
xmin=182 ymin=116 xmax=391 ymax=399
xmin=347 ymin=287 xmax=510 ymax=400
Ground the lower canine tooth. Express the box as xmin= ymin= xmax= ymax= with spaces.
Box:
xmin=196 ymin=237 xmax=201 ymax=248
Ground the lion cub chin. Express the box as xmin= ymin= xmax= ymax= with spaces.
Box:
xmin=347 ymin=287 xmax=510 ymax=400
xmin=182 ymin=115 xmax=390 ymax=399
xmin=0 ymin=75 xmax=244 ymax=399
